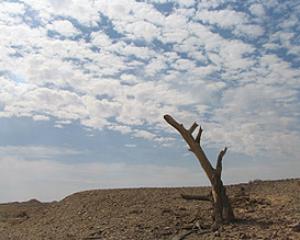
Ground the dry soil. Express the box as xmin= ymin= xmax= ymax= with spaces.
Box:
xmin=0 ymin=179 xmax=299 ymax=240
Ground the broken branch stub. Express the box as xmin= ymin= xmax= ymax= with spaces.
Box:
xmin=216 ymin=147 xmax=227 ymax=177
xmin=188 ymin=122 xmax=198 ymax=134
xmin=195 ymin=126 xmax=203 ymax=143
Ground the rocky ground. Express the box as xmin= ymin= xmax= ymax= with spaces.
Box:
xmin=0 ymin=178 xmax=299 ymax=240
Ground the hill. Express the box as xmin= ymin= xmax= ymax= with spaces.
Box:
xmin=0 ymin=179 xmax=299 ymax=239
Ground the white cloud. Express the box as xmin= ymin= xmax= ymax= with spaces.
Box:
xmin=233 ymin=24 xmax=265 ymax=38
xmin=279 ymin=14 xmax=298 ymax=28
xmin=197 ymin=0 xmax=226 ymax=10
xmin=176 ymin=0 xmax=195 ymax=8
xmin=173 ymin=58 xmax=196 ymax=71
xmin=56 ymin=119 xmax=72 ymax=125
xmin=81 ymin=96 xmax=122 ymax=129
xmin=196 ymin=9 xmax=248 ymax=28
xmin=98 ymin=0 xmax=165 ymax=26
xmin=47 ymin=20 xmax=79 ymax=37
xmin=218 ymin=40 xmax=255 ymax=69
xmin=133 ymin=129 xmax=156 ymax=140
xmin=124 ymin=21 xmax=160 ymax=41
xmin=160 ymin=12 xmax=189 ymax=43
xmin=0 ymin=1 xmax=25 ymax=25
xmin=32 ymin=114 xmax=50 ymax=121
xmin=23 ymin=0 xmax=100 ymax=26
xmin=196 ymin=9 xmax=264 ymax=37
xmin=120 ymin=74 xmax=139 ymax=85
xmin=115 ymin=42 xmax=156 ymax=60
xmin=0 ymin=1 xmax=25 ymax=14
xmin=249 ymin=3 xmax=266 ymax=17
xmin=144 ymin=56 xmax=168 ymax=76
xmin=108 ymin=125 xmax=132 ymax=134
xmin=207 ymin=68 xmax=300 ymax=157
xmin=90 ymin=31 xmax=113 ymax=47
xmin=3 ymin=87 xmax=88 ymax=120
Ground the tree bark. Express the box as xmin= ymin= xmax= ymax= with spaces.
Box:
xmin=164 ymin=114 xmax=234 ymax=229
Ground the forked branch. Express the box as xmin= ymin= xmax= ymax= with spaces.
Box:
xmin=163 ymin=114 xmax=214 ymax=182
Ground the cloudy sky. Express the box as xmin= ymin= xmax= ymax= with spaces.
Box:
xmin=0 ymin=0 xmax=299 ymax=202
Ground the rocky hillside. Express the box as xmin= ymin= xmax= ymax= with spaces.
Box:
xmin=0 ymin=179 xmax=299 ymax=240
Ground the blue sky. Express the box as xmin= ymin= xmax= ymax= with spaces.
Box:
xmin=0 ymin=0 xmax=300 ymax=202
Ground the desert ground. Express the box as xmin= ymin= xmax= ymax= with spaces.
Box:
xmin=0 ymin=179 xmax=299 ymax=240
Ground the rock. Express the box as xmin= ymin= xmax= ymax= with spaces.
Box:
xmin=239 ymin=232 xmax=250 ymax=239
xmin=160 ymin=227 xmax=173 ymax=236
xmin=291 ymin=222 xmax=300 ymax=232
xmin=161 ymin=208 xmax=173 ymax=215
xmin=129 ymin=209 xmax=142 ymax=214
xmin=214 ymin=230 xmax=221 ymax=237
xmin=15 ymin=211 xmax=29 ymax=219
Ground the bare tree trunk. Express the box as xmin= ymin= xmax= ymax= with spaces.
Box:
xmin=163 ymin=114 xmax=234 ymax=230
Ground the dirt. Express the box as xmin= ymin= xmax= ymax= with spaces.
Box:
xmin=0 ymin=179 xmax=299 ymax=240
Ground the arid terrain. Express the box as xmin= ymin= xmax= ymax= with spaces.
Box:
xmin=0 ymin=179 xmax=299 ymax=240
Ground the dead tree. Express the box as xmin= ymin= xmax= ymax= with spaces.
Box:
xmin=164 ymin=114 xmax=234 ymax=230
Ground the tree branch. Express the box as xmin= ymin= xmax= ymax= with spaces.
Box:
xmin=181 ymin=194 xmax=211 ymax=201
xmin=195 ymin=126 xmax=203 ymax=143
xmin=216 ymin=147 xmax=227 ymax=176
xmin=188 ymin=122 xmax=198 ymax=135
xmin=164 ymin=114 xmax=214 ymax=182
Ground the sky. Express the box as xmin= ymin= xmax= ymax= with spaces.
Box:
xmin=0 ymin=0 xmax=299 ymax=202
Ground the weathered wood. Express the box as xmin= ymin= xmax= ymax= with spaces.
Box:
xmin=181 ymin=194 xmax=211 ymax=201
xmin=163 ymin=115 xmax=214 ymax=182
xmin=220 ymin=182 xmax=234 ymax=222
xmin=195 ymin=126 xmax=203 ymax=143
xmin=164 ymin=114 xmax=235 ymax=230
xmin=171 ymin=229 xmax=195 ymax=240
xmin=188 ymin=122 xmax=198 ymax=134
xmin=216 ymin=147 xmax=227 ymax=176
